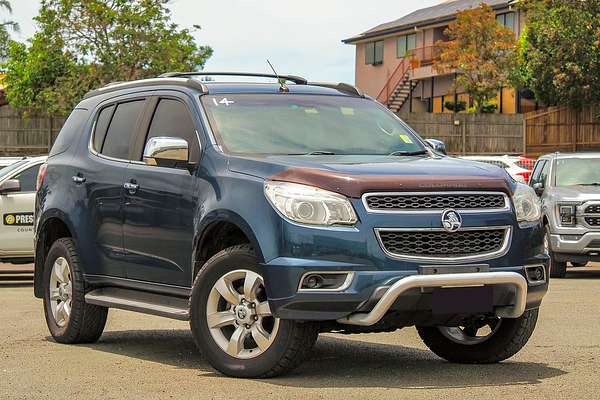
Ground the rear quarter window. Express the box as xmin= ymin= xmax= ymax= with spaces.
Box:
xmin=49 ymin=108 xmax=90 ymax=157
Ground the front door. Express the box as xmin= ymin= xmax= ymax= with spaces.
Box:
xmin=123 ymin=95 xmax=200 ymax=287
xmin=0 ymin=162 xmax=41 ymax=258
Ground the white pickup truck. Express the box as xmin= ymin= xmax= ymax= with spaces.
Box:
xmin=0 ymin=156 xmax=47 ymax=264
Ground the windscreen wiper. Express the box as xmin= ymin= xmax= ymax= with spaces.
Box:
xmin=578 ymin=182 xmax=600 ymax=186
xmin=388 ymin=150 xmax=429 ymax=157
xmin=304 ymin=150 xmax=336 ymax=155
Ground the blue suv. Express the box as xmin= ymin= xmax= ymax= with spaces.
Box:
xmin=34 ymin=72 xmax=549 ymax=378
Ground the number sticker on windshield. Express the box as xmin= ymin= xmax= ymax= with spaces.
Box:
xmin=399 ymin=134 xmax=414 ymax=144
xmin=212 ymin=98 xmax=235 ymax=107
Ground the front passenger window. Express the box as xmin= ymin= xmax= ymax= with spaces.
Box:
xmin=13 ymin=164 xmax=41 ymax=192
xmin=145 ymin=99 xmax=199 ymax=161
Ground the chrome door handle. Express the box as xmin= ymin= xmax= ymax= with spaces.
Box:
xmin=72 ymin=176 xmax=86 ymax=184
xmin=123 ymin=182 xmax=139 ymax=194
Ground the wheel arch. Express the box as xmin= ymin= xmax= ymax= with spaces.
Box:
xmin=34 ymin=212 xmax=76 ymax=298
xmin=192 ymin=210 xmax=265 ymax=279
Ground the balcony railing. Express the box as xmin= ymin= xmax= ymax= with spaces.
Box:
xmin=376 ymin=45 xmax=444 ymax=106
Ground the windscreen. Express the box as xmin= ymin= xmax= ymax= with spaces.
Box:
xmin=201 ymin=94 xmax=425 ymax=155
xmin=555 ymin=158 xmax=600 ymax=186
xmin=0 ymin=160 xmax=28 ymax=181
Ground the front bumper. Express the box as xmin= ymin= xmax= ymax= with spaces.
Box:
xmin=263 ymin=258 xmax=549 ymax=323
xmin=550 ymin=231 xmax=600 ymax=257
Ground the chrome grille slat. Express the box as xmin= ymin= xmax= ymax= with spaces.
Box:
xmin=375 ymin=227 xmax=511 ymax=262
xmin=363 ymin=192 xmax=508 ymax=213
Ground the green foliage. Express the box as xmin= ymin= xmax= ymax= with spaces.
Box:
xmin=444 ymin=100 xmax=467 ymax=112
xmin=3 ymin=0 xmax=213 ymax=115
xmin=434 ymin=4 xmax=518 ymax=113
xmin=0 ymin=0 xmax=19 ymax=61
xmin=516 ymin=0 xmax=600 ymax=109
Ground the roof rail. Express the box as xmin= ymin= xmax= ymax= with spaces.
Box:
xmin=83 ymin=77 xmax=208 ymax=99
xmin=309 ymin=82 xmax=364 ymax=97
xmin=159 ymin=71 xmax=308 ymax=85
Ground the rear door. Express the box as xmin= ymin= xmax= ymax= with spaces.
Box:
xmin=77 ymin=96 xmax=149 ymax=278
xmin=122 ymin=93 xmax=200 ymax=287
xmin=0 ymin=162 xmax=41 ymax=256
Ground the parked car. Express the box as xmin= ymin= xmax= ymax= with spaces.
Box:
xmin=530 ymin=152 xmax=600 ymax=278
xmin=34 ymin=72 xmax=548 ymax=378
xmin=461 ymin=155 xmax=534 ymax=183
xmin=0 ymin=157 xmax=26 ymax=171
xmin=0 ymin=156 xmax=48 ymax=264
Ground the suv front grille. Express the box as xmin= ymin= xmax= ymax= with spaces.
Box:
xmin=585 ymin=217 xmax=600 ymax=226
xmin=364 ymin=192 xmax=507 ymax=212
xmin=585 ymin=205 xmax=600 ymax=214
xmin=376 ymin=228 xmax=508 ymax=260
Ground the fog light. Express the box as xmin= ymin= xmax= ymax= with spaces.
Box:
xmin=525 ymin=265 xmax=546 ymax=284
xmin=299 ymin=272 xmax=353 ymax=291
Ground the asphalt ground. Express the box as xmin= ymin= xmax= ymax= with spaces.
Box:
xmin=1 ymin=263 xmax=599 ymax=400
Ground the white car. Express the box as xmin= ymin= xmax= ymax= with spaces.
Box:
xmin=0 ymin=157 xmax=26 ymax=171
xmin=461 ymin=155 xmax=534 ymax=183
xmin=0 ymin=156 xmax=47 ymax=264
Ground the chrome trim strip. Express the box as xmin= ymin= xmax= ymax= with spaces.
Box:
xmin=337 ymin=271 xmax=528 ymax=326
xmin=361 ymin=191 xmax=511 ymax=214
xmin=297 ymin=271 xmax=355 ymax=293
xmin=375 ymin=226 xmax=512 ymax=264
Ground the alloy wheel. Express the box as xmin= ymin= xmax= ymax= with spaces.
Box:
xmin=49 ymin=257 xmax=73 ymax=327
xmin=206 ymin=269 xmax=280 ymax=359
xmin=438 ymin=317 xmax=502 ymax=345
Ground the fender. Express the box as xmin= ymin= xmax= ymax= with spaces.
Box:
xmin=192 ymin=209 xmax=265 ymax=279
xmin=33 ymin=209 xmax=79 ymax=298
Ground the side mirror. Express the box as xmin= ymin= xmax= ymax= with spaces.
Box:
xmin=425 ymin=139 xmax=447 ymax=155
xmin=143 ymin=137 xmax=190 ymax=169
xmin=0 ymin=179 xmax=21 ymax=195
xmin=533 ymin=182 xmax=544 ymax=196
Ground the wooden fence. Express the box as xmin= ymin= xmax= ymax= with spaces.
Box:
xmin=524 ymin=106 xmax=600 ymax=157
xmin=399 ymin=112 xmax=525 ymax=155
xmin=0 ymin=105 xmax=65 ymax=156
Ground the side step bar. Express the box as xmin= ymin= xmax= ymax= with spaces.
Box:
xmin=337 ymin=272 xmax=528 ymax=327
xmin=85 ymin=287 xmax=190 ymax=321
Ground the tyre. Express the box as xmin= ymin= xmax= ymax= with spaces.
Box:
xmin=43 ymin=238 xmax=108 ymax=344
xmin=417 ymin=309 xmax=539 ymax=364
xmin=190 ymin=244 xmax=318 ymax=378
xmin=571 ymin=262 xmax=588 ymax=268
xmin=545 ymin=226 xmax=567 ymax=278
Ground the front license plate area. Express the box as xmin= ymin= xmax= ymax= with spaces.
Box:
xmin=432 ymin=286 xmax=493 ymax=315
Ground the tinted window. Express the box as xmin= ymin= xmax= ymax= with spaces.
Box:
xmin=49 ymin=109 xmax=89 ymax=157
xmin=93 ymin=105 xmax=115 ymax=152
xmin=13 ymin=164 xmax=41 ymax=192
xmin=365 ymin=41 xmax=384 ymax=65
xmin=145 ymin=99 xmax=198 ymax=160
xmin=101 ymin=100 xmax=145 ymax=160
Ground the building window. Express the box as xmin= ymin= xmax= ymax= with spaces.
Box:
xmin=496 ymin=12 xmax=515 ymax=32
xmin=397 ymin=33 xmax=417 ymax=58
xmin=365 ymin=40 xmax=384 ymax=65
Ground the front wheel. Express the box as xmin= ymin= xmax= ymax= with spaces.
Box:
xmin=417 ymin=309 xmax=539 ymax=364
xmin=545 ymin=227 xmax=567 ymax=278
xmin=190 ymin=244 xmax=318 ymax=378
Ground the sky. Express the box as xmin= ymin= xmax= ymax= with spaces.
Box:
xmin=8 ymin=0 xmax=441 ymax=84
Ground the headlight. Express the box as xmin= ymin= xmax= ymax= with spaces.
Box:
xmin=512 ymin=183 xmax=542 ymax=223
xmin=264 ymin=181 xmax=358 ymax=226
xmin=557 ymin=203 xmax=579 ymax=226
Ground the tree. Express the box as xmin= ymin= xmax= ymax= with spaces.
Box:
xmin=3 ymin=0 xmax=212 ymax=115
xmin=515 ymin=0 xmax=600 ymax=109
xmin=0 ymin=0 xmax=20 ymax=61
xmin=433 ymin=4 xmax=517 ymax=112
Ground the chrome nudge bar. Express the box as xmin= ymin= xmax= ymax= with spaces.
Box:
xmin=337 ymin=272 xmax=528 ymax=326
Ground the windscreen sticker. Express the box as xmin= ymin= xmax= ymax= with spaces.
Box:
xmin=3 ymin=212 xmax=34 ymax=226
xmin=304 ymin=108 xmax=319 ymax=114
xmin=340 ymin=107 xmax=355 ymax=116
xmin=399 ymin=134 xmax=414 ymax=144
xmin=212 ymin=98 xmax=235 ymax=107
